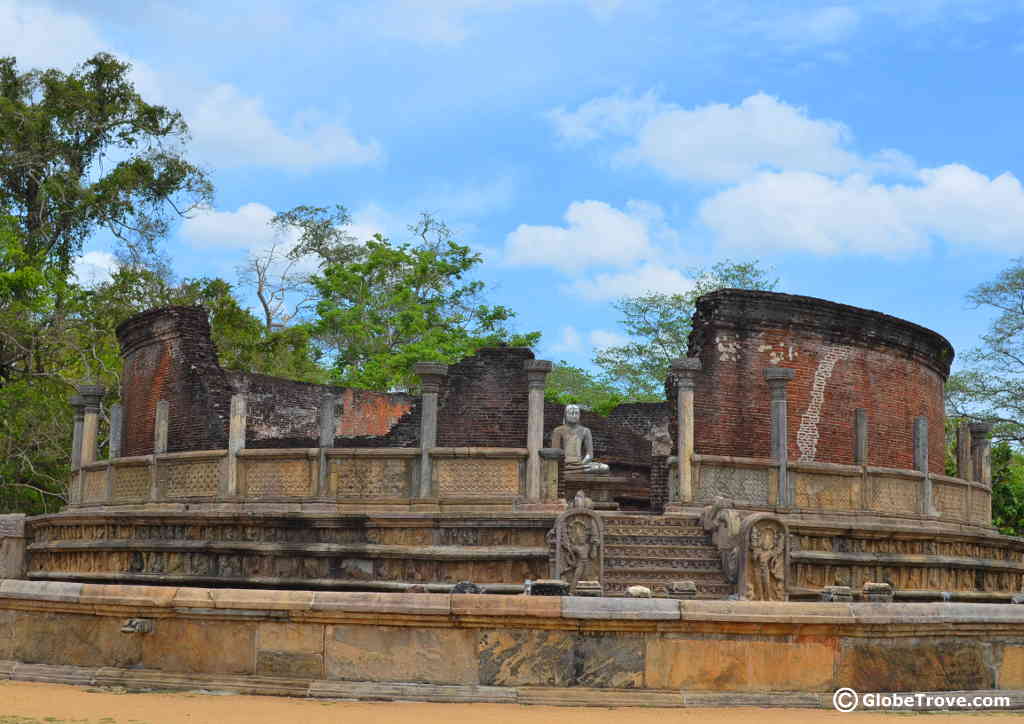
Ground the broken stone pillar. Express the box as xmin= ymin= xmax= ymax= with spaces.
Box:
xmin=671 ymin=358 xmax=702 ymax=504
xmin=764 ymin=368 xmax=795 ymax=507
xmin=0 ymin=514 xmax=27 ymax=579
xmin=318 ymin=395 xmax=338 ymax=497
xmin=854 ymin=408 xmax=868 ymax=465
xmin=77 ymin=383 xmax=106 ymax=466
xmin=414 ymin=362 xmax=448 ymax=499
xmin=957 ymin=421 xmax=972 ymax=480
xmin=915 ymin=416 xmax=931 ymax=515
xmin=970 ymin=422 xmax=994 ymax=486
xmin=109 ymin=403 xmax=123 ymax=459
xmin=226 ymin=394 xmax=246 ymax=497
xmin=524 ymin=360 xmax=553 ymax=501
xmin=153 ymin=399 xmax=169 ymax=455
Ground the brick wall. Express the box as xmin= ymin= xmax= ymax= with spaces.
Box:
xmin=117 ymin=307 xmax=233 ymax=456
xmin=667 ymin=290 xmax=953 ymax=474
xmin=116 ymin=307 xmax=416 ymax=454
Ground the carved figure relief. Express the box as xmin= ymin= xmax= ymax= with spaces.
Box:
xmin=547 ymin=490 xmax=604 ymax=594
xmin=739 ymin=515 xmax=788 ymax=601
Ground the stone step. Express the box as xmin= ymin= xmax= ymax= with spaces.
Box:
xmin=604 ymin=534 xmax=712 ymax=546
xmin=603 ymin=545 xmax=720 ymax=560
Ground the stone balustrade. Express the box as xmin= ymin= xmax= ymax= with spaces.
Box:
xmin=68 ymin=447 xmax=548 ymax=512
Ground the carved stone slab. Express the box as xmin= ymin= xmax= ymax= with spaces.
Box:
xmin=0 ymin=514 xmax=26 ymax=538
xmin=737 ymin=514 xmax=789 ymax=601
xmin=548 ymin=491 xmax=604 ymax=595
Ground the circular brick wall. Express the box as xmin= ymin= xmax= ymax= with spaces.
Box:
xmin=674 ymin=290 xmax=953 ymax=474
xmin=116 ymin=306 xmax=232 ymax=456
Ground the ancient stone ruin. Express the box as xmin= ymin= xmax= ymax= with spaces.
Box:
xmin=2 ymin=289 xmax=1023 ymax=705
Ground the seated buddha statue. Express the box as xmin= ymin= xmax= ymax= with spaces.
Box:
xmin=550 ymin=404 xmax=610 ymax=475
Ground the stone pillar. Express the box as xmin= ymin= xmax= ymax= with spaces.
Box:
xmin=77 ymin=383 xmax=106 ymax=466
xmin=970 ymin=422 xmax=994 ymax=486
xmin=109 ymin=403 xmax=123 ymax=459
xmin=854 ymin=409 xmax=868 ymax=465
xmin=317 ymin=395 xmax=337 ymax=498
xmin=523 ymin=360 xmax=552 ymax=501
xmin=957 ymin=421 xmax=972 ymax=480
xmin=226 ymin=394 xmax=247 ymax=497
xmin=539 ymin=448 xmax=564 ymax=502
xmin=70 ymin=394 xmax=86 ymax=471
xmin=671 ymin=358 xmax=702 ymax=504
xmin=0 ymin=514 xmax=27 ymax=579
xmin=764 ymin=368 xmax=795 ymax=508
xmin=914 ymin=416 xmax=931 ymax=515
xmin=414 ymin=363 xmax=448 ymax=499
xmin=153 ymin=400 xmax=169 ymax=455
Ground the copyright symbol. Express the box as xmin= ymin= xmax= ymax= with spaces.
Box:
xmin=833 ymin=688 xmax=858 ymax=712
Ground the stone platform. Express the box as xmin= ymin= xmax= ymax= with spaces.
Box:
xmin=3 ymin=580 xmax=1024 ymax=707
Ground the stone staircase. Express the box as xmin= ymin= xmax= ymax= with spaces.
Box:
xmin=600 ymin=514 xmax=734 ymax=599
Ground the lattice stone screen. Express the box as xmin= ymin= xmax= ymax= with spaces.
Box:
xmin=933 ymin=481 xmax=967 ymax=519
xmin=793 ymin=471 xmax=857 ymax=510
xmin=160 ymin=457 xmax=222 ymax=498
xmin=82 ymin=468 xmax=107 ymax=503
xmin=696 ymin=465 xmax=771 ymax=504
xmin=433 ymin=457 xmax=522 ymax=496
xmin=242 ymin=457 xmax=314 ymax=498
xmin=110 ymin=464 xmax=151 ymax=502
xmin=333 ymin=457 xmax=411 ymax=498
xmin=868 ymin=474 xmax=921 ymax=515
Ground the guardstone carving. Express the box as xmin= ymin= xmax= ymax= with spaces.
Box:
xmin=738 ymin=514 xmax=788 ymax=601
xmin=548 ymin=490 xmax=604 ymax=594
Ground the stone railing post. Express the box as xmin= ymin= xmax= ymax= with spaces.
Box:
xmin=153 ymin=400 xmax=169 ymax=455
xmin=524 ymin=360 xmax=552 ymax=501
xmin=414 ymin=363 xmax=448 ymax=499
xmin=318 ymin=394 xmax=337 ymax=497
xmin=956 ymin=421 xmax=972 ymax=480
xmin=70 ymin=394 xmax=86 ymax=471
xmin=970 ymin=422 xmax=994 ymax=486
xmin=226 ymin=394 xmax=247 ymax=497
xmin=914 ymin=416 xmax=931 ymax=514
xmin=109 ymin=403 xmax=123 ymax=459
xmin=854 ymin=409 xmax=868 ymax=465
xmin=0 ymin=514 xmax=27 ymax=579
xmin=538 ymin=448 xmax=564 ymax=502
xmin=764 ymin=368 xmax=795 ymax=508
xmin=671 ymin=358 xmax=702 ymax=504
xmin=77 ymin=383 xmax=105 ymax=466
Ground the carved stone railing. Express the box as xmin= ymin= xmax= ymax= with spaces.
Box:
xmin=685 ymin=454 xmax=991 ymax=526
xmin=66 ymin=447 xmax=553 ymax=511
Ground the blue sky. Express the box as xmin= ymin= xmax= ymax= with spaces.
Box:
xmin=7 ymin=0 xmax=1024 ymax=371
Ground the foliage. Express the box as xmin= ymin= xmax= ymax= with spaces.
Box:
xmin=0 ymin=53 xmax=212 ymax=273
xmin=312 ymin=221 xmax=538 ymax=391
xmin=945 ymin=257 xmax=1024 ymax=447
xmin=543 ymin=360 xmax=625 ymax=416
xmin=990 ymin=441 xmax=1024 ymax=537
xmin=591 ymin=260 xmax=777 ymax=399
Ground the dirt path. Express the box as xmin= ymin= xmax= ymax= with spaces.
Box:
xmin=0 ymin=681 xmax=1016 ymax=723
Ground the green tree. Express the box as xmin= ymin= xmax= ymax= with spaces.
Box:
xmin=312 ymin=222 xmax=538 ymax=391
xmin=990 ymin=441 xmax=1024 ymax=536
xmin=0 ymin=53 xmax=212 ymax=272
xmin=544 ymin=361 xmax=625 ymax=416
xmin=592 ymin=260 xmax=777 ymax=399
xmin=946 ymin=258 xmax=1024 ymax=447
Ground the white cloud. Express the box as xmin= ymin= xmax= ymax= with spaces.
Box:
xmin=1 ymin=1 xmax=379 ymax=172
xmin=754 ymin=5 xmax=861 ymax=50
xmin=180 ymin=203 xmax=279 ymax=251
xmin=187 ymin=85 xmax=381 ymax=171
xmin=549 ymin=325 xmax=584 ymax=356
xmin=589 ymin=328 xmax=629 ymax=349
xmin=73 ymin=250 xmax=119 ymax=286
xmin=566 ymin=263 xmax=696 ymax=301
xmin=700 ymin=164 xmax=1024 ymax=255
xmin=551 ymin=91 xmax=911 ymax=185
xmin=503 ymin=200 xmax=660 ymax=272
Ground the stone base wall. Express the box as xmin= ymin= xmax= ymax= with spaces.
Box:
xmin=24 ymin=512 xmax=551 ymax=590
xmin=3 ymin=581 xmax=1024 ymax=706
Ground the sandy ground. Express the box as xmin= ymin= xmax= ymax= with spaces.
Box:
xmin=0 ymin=681 xmax=1018 ymax=724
